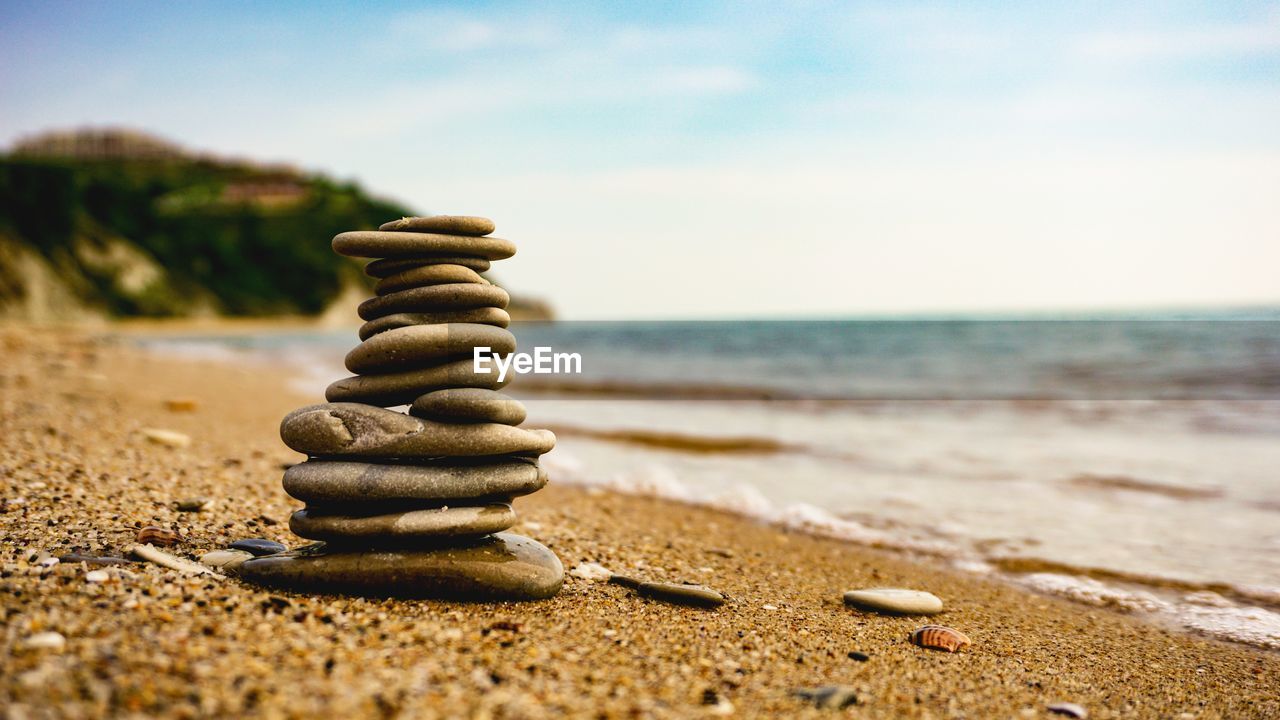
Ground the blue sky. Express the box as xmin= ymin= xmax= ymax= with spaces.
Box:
xmin=3 ymin=1 xmax=1279 ymax=318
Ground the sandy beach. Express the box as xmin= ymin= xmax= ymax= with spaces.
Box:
xmin=2 ymin=326 xmax=1278 ymax=719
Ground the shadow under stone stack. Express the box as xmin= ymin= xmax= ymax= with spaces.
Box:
xmin=240 ymin=216 xmax=563 ymax=600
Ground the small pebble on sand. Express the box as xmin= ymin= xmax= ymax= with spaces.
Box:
xmin=229 ymin=538 xmax=287 ymax=556
xmin=636 ymin=581 xmax=725 ymax=608
xmin=702 ymin=689 xmax=734 ymax=716
xmin=843 ymin=587 xmax=944 ymax=615
xmin=792 ymin=685 xmax=858 ymax=709
xmin=848 ymin=651 xmax=871 ymax=662
xmin=1048 ymin=702 xmax=1088 ymax=718
xmin=140 ymin=428 xmax=191 ymax=448
xmin=84 ymin=569 xmax=110 ymax=583
xmin=176 ymin=498 xmax=211 ymax=512
xmin=21 ymin=632 xmax=66 ymax=651
xmin=200 ymin=549 xmax=254 ymax=572
xmin=569 ymin=562 xmax=612 ymax=582
xmin=164 ymin=398 xmax=199 ymax=412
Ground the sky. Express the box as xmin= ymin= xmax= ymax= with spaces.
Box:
xmin=2 ymin=0 xmax=1279 ymax=319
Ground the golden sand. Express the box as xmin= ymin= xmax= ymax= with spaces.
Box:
xmin=2 ymin=327 xmax=1277 ymax=718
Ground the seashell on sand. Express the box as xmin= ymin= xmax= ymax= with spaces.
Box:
xmin=136 ymin=526 xmax=179 ymax=546
xmin=909 ymin=624 xmax=971 ymax=652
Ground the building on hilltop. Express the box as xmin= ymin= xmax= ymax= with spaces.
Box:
xmin=9 ymin=128 xmax=187 ymax=160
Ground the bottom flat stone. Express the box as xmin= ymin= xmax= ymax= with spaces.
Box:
xmin=237 ymin=532 xmax=562 ymax=601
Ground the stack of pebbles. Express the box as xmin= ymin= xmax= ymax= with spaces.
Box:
xmin=240 ymin=216 xmax=563 ymax=600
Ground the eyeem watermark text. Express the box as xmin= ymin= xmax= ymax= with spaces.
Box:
xmin=474 ymin=347 xmax=582 ymax=382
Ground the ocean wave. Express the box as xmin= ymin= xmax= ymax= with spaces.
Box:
xmin=542 ymin=424 xmax=797 ymax=454
xmin=542 ymin=449 xmax=1280 ymax=651
xmin=541 ymin=451 xmax=957 ymax=555
xmin=1063 ymin=473 xmax=1224 ymax=500
xmin=1018 ymin=573 xmax=1167 ymax=612
xmin=515 ymin=377 xmax=801 ymax=400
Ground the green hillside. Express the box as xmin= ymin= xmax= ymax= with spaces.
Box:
xmin=0 ymin=149 xmax=411 ymax=318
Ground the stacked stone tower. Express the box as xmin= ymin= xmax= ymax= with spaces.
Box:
xmin=240 ymin=216 xmax=563 ymax=600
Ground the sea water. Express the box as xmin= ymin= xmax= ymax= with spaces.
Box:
xmin=138 ymin=310 xmax=1280 ymax=649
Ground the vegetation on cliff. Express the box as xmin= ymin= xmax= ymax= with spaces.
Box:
xmin=0 ymin=129 xmax=551 ymax=321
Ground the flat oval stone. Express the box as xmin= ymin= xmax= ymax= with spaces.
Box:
xmin=358 ymin=284 xmax=510 ymax=321
xmin=334 ymin=231 xmax=515 ymax=260
xmin=411 ymin=388 xmax=527 ymax=425
xmin=326 ymin=358 xmax=508 ymax=406
xmin=200 ymin=549 xmax=254 ymax=572
xmin=229 ymin=538 xmax=287 ymax=557
xmin=359 ymin=309 xmax=512 ymax=340
xmin=379 ymin=215 xmax=495 ymax=236
xmin=280 ymin=403 xmax=556 ymax=458
xmin=374 ymin=264 xmax=488 ymax=296
xmin=636 ymin=581 xmax=725 ymax=608
xmin=345 ymin=324 xmax=516 ymax=374
xmin=365 ymin=256 xmax=491 ymax=277
xmin=843 ymin=588 xmax=943 ymax=615
xmin=238 ymin=532 xmax=563 ymax=600
xmin=290 ymin=503 xmax=517 ymax=542
xmin=283 ymin=459 xmax=546 ymax=503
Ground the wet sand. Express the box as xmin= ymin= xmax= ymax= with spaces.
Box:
xmin=2 ymin=326 xmax=1278 ymax=718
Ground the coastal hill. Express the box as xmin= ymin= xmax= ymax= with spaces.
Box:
xmin=0 ymin=128 xmax=552 ymax=322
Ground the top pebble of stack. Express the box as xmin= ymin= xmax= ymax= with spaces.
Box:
xmin=333 ymin=215 xmax=514 ymax=259
xmin=379 ymin=215 xmax=496 ymax=236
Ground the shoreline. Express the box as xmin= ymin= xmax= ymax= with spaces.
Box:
xmin=65 ymin=323 xmax=1280 ymax=641
xmin=3 ymin=325 xmax=1279 ymax=717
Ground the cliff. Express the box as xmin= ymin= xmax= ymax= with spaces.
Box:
xmin=0 ymin=128 xmax=552 ymax=322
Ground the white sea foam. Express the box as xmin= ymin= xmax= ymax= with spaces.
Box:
xmin=1173 ymin=604 xmax=1280 ymax=650
xmin=712 ymin=484 xmax=775 ymax=518
xmin=140 ymin=339 xmax=253 ymax=364
xmin=546 ymin=452 xmax=961 ymax=557
xmin=605 ymin=464 xmax=695 ymax=502
xmin=539 ymin=450 xmax=588 ymax=485
xmin=1233 ymin=584 xmax=1280 ymax=605
xmin=1182 ymin=590 xmax=1234 ymax=608
xmin=549 ymin=449 xmax=1280 ymax=650
xmin=1018 ymin=573 xmax=1167 ymax=613
xmin=1016 ymin=573 xmax=1280 ymax=649
xmin=952 ymin=559 xmax=996 ymax=574
xmin=774 ymin=503 xmax=892 ymax=546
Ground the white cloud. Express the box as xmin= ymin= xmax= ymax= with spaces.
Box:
xmin=382 ymin=9 xmax=565 ymax=53
xmin=607 ymin=25 xmax=735 ymax=54
xmin=1074 ymin=23 xmax=1280 ymax=61
xmin=646 ymin=65 xmax=757 ymax=94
